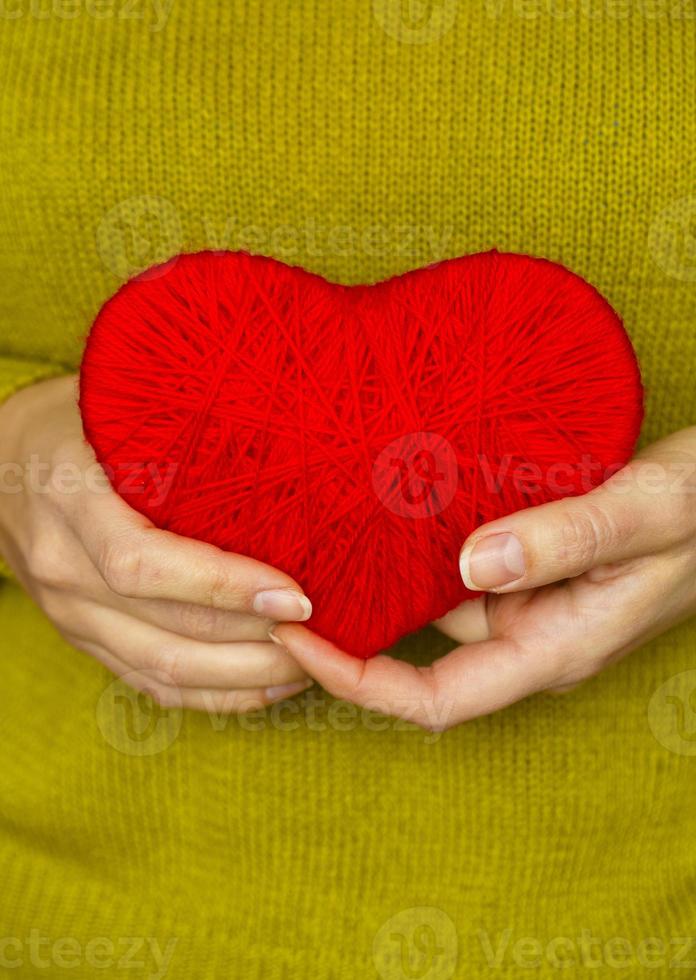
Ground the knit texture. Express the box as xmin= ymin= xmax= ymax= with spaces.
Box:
xmin=0 ymin=4 xmax=695 ymax=978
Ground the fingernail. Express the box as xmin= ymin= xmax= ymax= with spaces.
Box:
xmin=253 ymin=589 xmax=312 ymax=622
xmin=267 ymin=627 xmax=284 ymax=646
xmin=460 ymin=532 xmax=526 ymax=591
xmin=265 ymin=680 xmax=313 ymax=702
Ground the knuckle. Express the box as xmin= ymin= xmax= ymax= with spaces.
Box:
xmin=206 ymin=567 xmax=244 ymax=610
xmin=178 ymin=602 xmax=223 ymax=639
xmin=149 ymin=644 xmax=189 ymax=688
xmin=425 ymin=667 xmax=456 ymax=730
xmin=99 ymin=538 xmax=147 ymax=596
xmin=347 ymin=660 xmax=372 ymax=702
xmin=26 ymin=539 xmax=72 ymax=590
xmin=556 ymin=502 xmax=623 ymax=569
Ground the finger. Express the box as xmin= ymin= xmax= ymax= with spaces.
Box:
xmin=81 ymin=603 xmax=310 ymax=689
xmin=459 ymin=452 xmax=695 ymax=594
xmin=270 ymin=624 xmax=557 ymax=730
xmin=159 ymin=681 xmax=312 ymax=714
xmin=113 ymin=596 xmax=271 ymax=643
xmin=70 ymin=484 xmax=312 ymax=620
xmin=432 ymin=597 xmax=490 ymax=644
xmin=75 ymin=637 xmax=312 ymax=712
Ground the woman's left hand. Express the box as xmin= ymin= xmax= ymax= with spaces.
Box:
xmin=271 ymin=427 xmax=696 ymax=731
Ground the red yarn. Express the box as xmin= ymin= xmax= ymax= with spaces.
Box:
xmin=79 ymin=250 xmax=643 ymax=658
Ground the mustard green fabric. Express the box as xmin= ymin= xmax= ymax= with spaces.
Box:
xmin=1 ymin=4 xmax=695 ymax=977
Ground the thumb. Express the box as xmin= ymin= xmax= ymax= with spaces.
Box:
xmin=459 ymin=452 xmax=691 ymax=593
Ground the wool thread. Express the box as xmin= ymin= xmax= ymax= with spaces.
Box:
xmin=79 ymin=250 xmax=644 ymax=657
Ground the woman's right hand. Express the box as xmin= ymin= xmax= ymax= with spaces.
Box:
xmin=0 ymin=375 xmax=314 ymax=712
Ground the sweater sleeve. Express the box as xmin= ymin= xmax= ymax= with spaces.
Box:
xmin=0 ymin=356 xmax=68 ymax=580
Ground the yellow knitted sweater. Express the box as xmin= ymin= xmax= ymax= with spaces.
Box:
xmin=0 ymin=3 xmax=695 ymax=978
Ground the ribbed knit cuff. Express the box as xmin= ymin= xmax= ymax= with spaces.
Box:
xmin=0 ymin=357 xmax=67 ymax=580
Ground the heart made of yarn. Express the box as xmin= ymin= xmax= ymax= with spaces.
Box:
xmin=80 ymin=250 xmax=643 ymax=657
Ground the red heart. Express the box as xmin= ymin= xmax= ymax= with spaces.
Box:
xmin=80 ymin=250 xmax=643 ymax=657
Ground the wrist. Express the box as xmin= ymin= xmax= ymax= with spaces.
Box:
xmin=0 ymin=389 xmax=24 ymax=559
